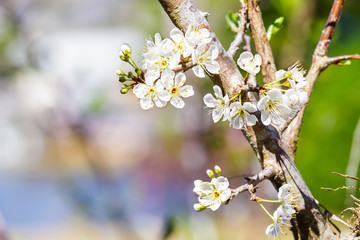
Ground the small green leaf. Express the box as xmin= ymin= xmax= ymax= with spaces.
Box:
xmin=343 ymin=60 xmax=352 ymax=66
xmin=266 ymin=16 xmax=285 ymax=41
xmin=225 ymin=12 xmax=240 ymax=32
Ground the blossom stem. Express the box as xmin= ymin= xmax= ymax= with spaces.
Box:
xmin=264 ymin=83 xmax=288 ymax=89
xmin=229 ymin=92 xmax=241 ymax=102
xmin=260 ymin=199 xmax=281 ymax=204
xmin=264 ymin=76 xmax=288 ymax=87
xmin=258 ymin=202 xmax=274 ymax=221
xmin=128 ymin=56 xmax=138 ymax=69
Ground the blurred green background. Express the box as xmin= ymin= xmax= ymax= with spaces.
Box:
xmin=0 ymin=0 xmax=359 ymax=239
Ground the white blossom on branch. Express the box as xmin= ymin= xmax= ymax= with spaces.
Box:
xmin=203 ymin=85 xmax=230 ymax=123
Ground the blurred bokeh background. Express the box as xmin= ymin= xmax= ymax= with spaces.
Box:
xmin=0 ymin=0 xmax=359 ymax=239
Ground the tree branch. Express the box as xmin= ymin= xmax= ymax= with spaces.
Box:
xmin=173 ymin=62 xmax=196 ymax=72
xmin=227 ymin=2 xmax=248 ymax=58
xmin=282 ymin=0 xmax=345 ymax=160
xmin=327 ymin=54 xmax=360 ymax=66
xmin=247 ymin=0 xmax=276 ymax=84
xmin=231 ymin=167 xmax=275 ymax=197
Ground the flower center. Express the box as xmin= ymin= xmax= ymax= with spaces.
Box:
xmin=171 ymin=87 xmax=178 ymax=95
xmin=214 ymin=191 xmax=220 ymax=198
xmin=149 ymin=87 xmax=156 ymax=95
xmin=161 ymin=58 xmax=168 ymax=67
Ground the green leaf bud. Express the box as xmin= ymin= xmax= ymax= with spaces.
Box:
xmin=214 ymin=165 xmax=221 ymax=176
xmin=119 ymin=76 xmax=127 ymax=82
xmin=120 ymin=88 xmax=128 ymax=94
xmin=193 ymin=203 xmax=207 ymax=212
xmin=206 ymin=169 xmax=215 ymax=178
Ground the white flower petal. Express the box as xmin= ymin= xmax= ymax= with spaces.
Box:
xmin=257 ymin=96 xmax=269 ymax=111
xmin=179 ymin=85 xmax=194 ymax=98
xmin=133 ymin=84 xmax=149 ymax=98
xmin=175 ymin=72 xmax=186 ymax=87
xmin=261 ymin=111 xmax=271 ymax=125
xmin=158 ymin=90 xmax=171 ymax=102
xmin=212 ymin=109 xmax=222 ymax=123
xmin=213 ymin=176 xmax=229 ymax=191
xmin=209 ymin=200 xmax=221 ymax=211
xmin=170 ymin=96 xmax=185 ymax=108
xmin=243 ymin=102 xmax=257 ymax=112
xmin=203 ymin=93 xmax=217 ymax=108
xmin=145 ymin=71 xmax=160 ymax=85
xmin=193 ymin=65 xmax=205 ymax=78
xmin=170 ymin=28 xmax=184 ymax=43
xmin=140 ymin=96 xmax=154 ymax=110
xmin=246 ymin=114 xmax=258 ymax=126
xmin=205 ymin=61 xmax=220 ymax=74
xmin=220 ymin=188 xmax=231 ymax=202
xmin=213 ymin=85 xmax=223 ymax=99
xmin=253 ymin=54 xmax=262 ymax=65
xmin=238 ymin=51 xmax=253 ymax=62
xmin=267 ymin=89 xmax=282 ymax=100
xmin=154 ymin=96 xmax=167 ymax=108
xmin=275 ymin=69 xmax=287 ymax=80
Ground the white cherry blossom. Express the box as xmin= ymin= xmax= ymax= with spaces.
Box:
xmin=170 ymin=28 xmax=193 ymax=58
xmin=143 ymin=33 xmax=180 ymax=83
xmin=284 ymin=89 xmax=308 ymax=118
xmin=237 ymin=51 xmax=262 ymax=75
xmin=119 ymin=43 xmax=131 ymax=59
xmin=265 ymin=207 xmax=291 ymax=238
xmin=203 ymin=85 xmax=230 ymax=123
xmin=275 ymin=62 xmax=306 ymax=91
xmin=195 ymin=176 xmax=231 ymax=211
xmin=257 ymin=89 xmax=291 ymax=126
xmin=192 ymin=43 xmax=220 ymax=78
xmin=185 ymin=24 xmax=212 ymax=48
xmin=133 ymin=80 xmax=168 ymax=110
xmin=228 ymin=102 xmax=258 ymax=129
xmin=277 ymin=184 xmax=297 ymax=218
xmin=159 ymin=69 xmax=194 ymax=108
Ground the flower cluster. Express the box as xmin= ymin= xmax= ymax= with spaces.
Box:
xmin=204 ymin=53 xmax=308 ymax=128
xmin=117 ymin=25 xmax=221 ymax=110
xmin=265 ymin=184 xmax=298 ymax=238
xmin=193 ymin=166 xmax=231 ymax=211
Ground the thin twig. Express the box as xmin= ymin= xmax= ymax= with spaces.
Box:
xmin=173 ymin=62 xmax=196 ymax=72
xmin=282 ymin=0 xmax=346 ymax=160
xmin=320 ymin=0 xmax=345 ymax=52
xmin=227 ymin=2 xmax=248 ymax=58
xmin=243 ymin=35 xmax=251 ymax=52
xmin=333 ymin=172 xmax=360 ymax=181
xmin=327 ymin=54 xmax=360 ymax=66
xmin=231 ymin=167 xmax=275 ymax=197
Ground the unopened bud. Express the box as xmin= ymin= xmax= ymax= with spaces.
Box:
xmin=193 ymin=203 xmax=206 ymax=212
xmin=214 ymin=165 xmax=221 ymax=176
xmin=136 ymin=68 xmax=142 ymax=77
xmin=116 ymin=69 xmax=126 ymax=76
xmin=127 ymin=71 xmax=134 ymax=79
xmin=343 ymin=60 xmax=352 ymax=66
xmin=119 ymin=76 xmax=127 ymax=82
xmin=206 ymin=169 xmax=215 ymax=178
xmin=120 ymin=88 xmax=128 ymax=94
xmin=120 ymin=43 xmax=131 ymax=55
xmin=119 ymin=43 xmax=131 ymax=61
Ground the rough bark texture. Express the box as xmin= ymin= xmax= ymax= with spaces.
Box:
xmin=157 ymin=0 xmax=349 ymax=239
xmin=247 ymin=0 xmax=276 ymax=84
